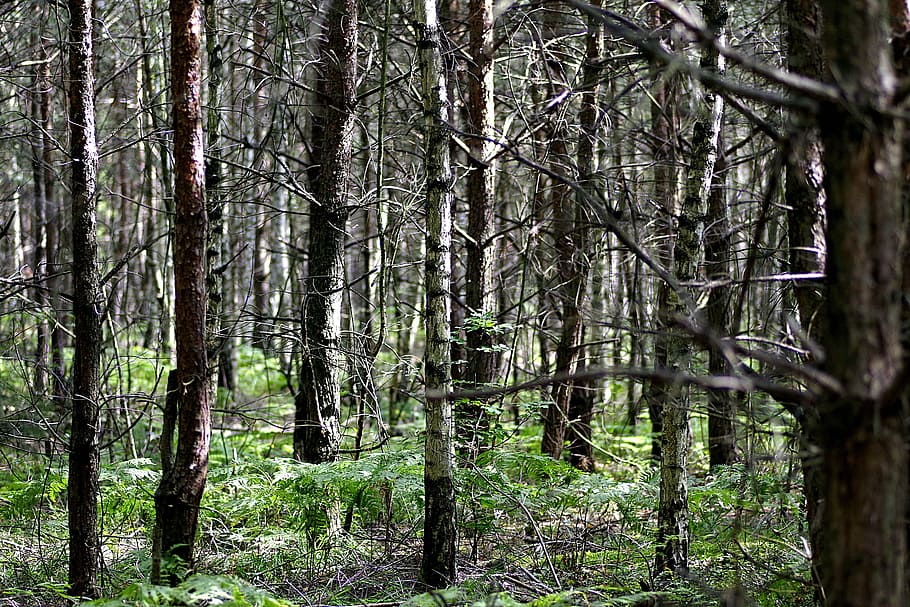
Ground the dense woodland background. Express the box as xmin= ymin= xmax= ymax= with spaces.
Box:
xmin=0 ymin=0 xmax=906 ymax=605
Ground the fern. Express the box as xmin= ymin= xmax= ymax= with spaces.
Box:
xmin=82 ymin=574 xmax=292 ymax=607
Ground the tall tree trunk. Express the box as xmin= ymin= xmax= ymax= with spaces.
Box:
xmin=786 ymin=0 xmax=826 ymax=338
xmin=564 ymin=0 xmax=603 ymax=471
xmin=47 ymin=163 xmax=65 ymax=401
xmin=67 ymin=0 xmax=102 ymax=597
xmin=153 ymin=0 xmax=211 ymax=583
xmin=816 ymin=0 xmax=907 ymax=605
xmin=417 ymin=0 xmax=457 ymax=587
xmin=704 ymin=150 xmax=739 ymax=469
xmin=36 ymin=44 xmax=64 ymax=400
xmin=539 ymin=6 xmax=583 ymax=461
xmin=690 ymin=0 xmax=735 ymax=470
xmin=137 ymin=1 xmax=176 ymax=356
xmin=30 ymin=50 xmax=50 ymax=396
xmin=251 ymin=0 xmax=273 ymax=351
xmin=891 ymin=1 xmax=910 ymax=595
xmin=655 ymin=0 xmax=727 ymax=569
xmin=204 ymin=0 xmax=225 ymax=401
xmin=643 ymin=5 xmax=680 ymax=466
xmin=783 ymin=0 xmax=826 ymax=593
xmin=294 ymin=0 xmax=357 ymax=464
xmin=459 ymin=0 xmax=497 ymax=457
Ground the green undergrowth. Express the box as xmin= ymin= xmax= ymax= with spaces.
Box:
xmin=0 ymin=346 xmax=811 ymax=606
xmin=0 ymin=437 xmax=813 ymax=607
xmin=84 ymin=575 xmax=293 ymax=607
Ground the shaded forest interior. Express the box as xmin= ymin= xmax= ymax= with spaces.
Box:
xmin=0 ymin=0 xmax=907 ymax=605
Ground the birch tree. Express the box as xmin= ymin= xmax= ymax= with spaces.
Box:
xmin=417 ymin=0 xmax=457 ymax=587
xmin=655 ymin=0 xmax=726 ymax=571
xmin=461 ymin=0 xmax=497 ymax=456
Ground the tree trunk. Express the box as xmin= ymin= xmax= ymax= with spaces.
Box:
xmin=67 ymin=0 xmax=102 ymax=597
xmin=655 ymin=0 xmax=727 ymax=569
xmin=30 ymin=51 xmax=50 ymax=396
xmin=417 ymin=0 xmax=457 ymax=587
xmin=459 ymin=0 xmax=497 ymax=457
xmin=643 ymin=4 xmax=680 ymax=467
xmin=567 ymin=343 xmax=594 ymax=472
xmin=204 ymin=0 xmax=225 ymax=402
xmin=153 ymin=0 xmax=211 ymax=583
xmin=294 ymin=0 xmax=357 ymax=464
xmin=251 ymin=0 xmax=272 ymax=351
xmin=563 ymin=0 xmax=603 ymax=472
xmin=816 ymin=1 xmax=907 ymax=605
xmin=785 ymin=0 xmax=826 ymax=338
xmin=691 ymin=0 xmax=736 ymax=470
xmin=539 ymin=6 xmax=585 ymax=461
xmin=783 ymin=0 xmax=826 ymax=593
xmin=137 ymin=1 xmax=176 ymax=356
xmin=704 ymin=150 xmax=739 ymax=469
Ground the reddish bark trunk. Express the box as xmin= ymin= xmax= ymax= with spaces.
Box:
xmin=153 ymin=0 xmax=211 ymax=582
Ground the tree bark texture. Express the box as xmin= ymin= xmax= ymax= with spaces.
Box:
xmin=153 ymin=0 xmax=211 ymax=582
xmin=655 ymin=369 xmax=689 ymax=575
xmin=459 ymin=0 xmax=497 ymax=457
xmin=417 ymin=0 xmax=457 ymax=588
xmin=816 ymin=0 xmax=907 ymax=605
xmin=294 ymin=0 xmax=357 ymax=464
xmin=783 ymin=0 xmax=826 ymax=593
xmin=67 ymin=0 xmax=102 ymax=597
xmin=204 ymin=0 xmax=225 ymax=399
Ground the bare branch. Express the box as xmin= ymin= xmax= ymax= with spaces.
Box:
xmin=563 ymin=0 xmax=840 ymax=110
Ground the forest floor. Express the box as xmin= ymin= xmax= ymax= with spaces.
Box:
xmin=0 ymin=350 xmax=813 ymax=607
xmin=0 ymin=436 xmax=813 ymax=607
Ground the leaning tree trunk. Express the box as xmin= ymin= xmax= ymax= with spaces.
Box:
xmin=417 ymin=0 xmax=457 ymax=587
xmin=67 ymin=0 xmax=102 ymax=597
xmin=294 ymin=0 xmax=357 ymax=464
xmin=815 ymin=0 xmax=907 ymax=605
xmin=152 ymin=0 xmax=211 ymax=583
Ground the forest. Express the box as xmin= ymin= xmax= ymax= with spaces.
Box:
xmin=0 ymin=0 xmax=905 ymax=605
